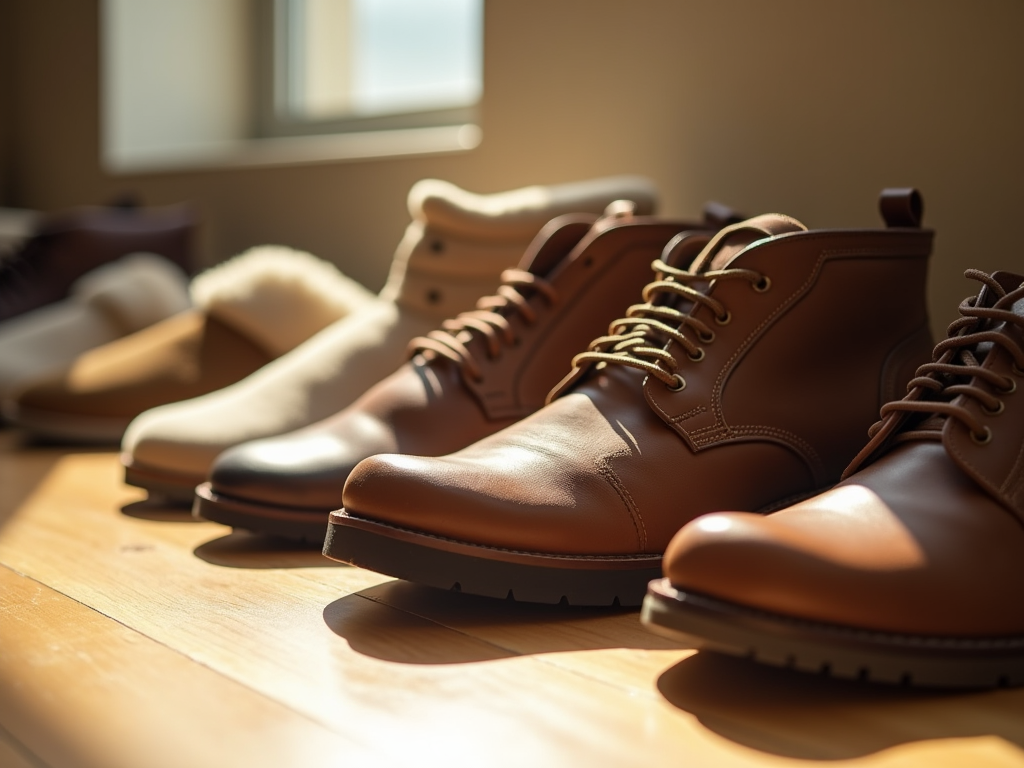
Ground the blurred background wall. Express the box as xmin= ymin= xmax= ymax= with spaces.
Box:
xmin=1 ymin=0 xmax=1022 ymax=339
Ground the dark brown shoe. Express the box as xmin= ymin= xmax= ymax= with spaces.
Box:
xmin=0 ymin=203 xmax=195 ymax=323
xmin=325 ymin=190 xmax=934 ymax=605
xmin=194 ymin=203 xmax=727 ymax=541
xmin=643 ymin=268 xmax=1024 ymax=688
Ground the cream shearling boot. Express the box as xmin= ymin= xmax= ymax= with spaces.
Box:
xmin=121 ymin=176 xmax=658 ymax=501
xmin=0 ymin=253 xmax=190 ymax=399
xmin=3 ymin=245 xmax=375 ymax=442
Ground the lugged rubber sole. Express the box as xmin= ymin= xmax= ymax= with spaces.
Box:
xmin=193 ymin=482 xmax=328 ymax=544
xmin=324 ymin=510 xmax=662 ymax=606
xmin=122 ymin=455 xmax=205 ymax=505
xmin=641 ymin=577 xmax=1024 ymax=689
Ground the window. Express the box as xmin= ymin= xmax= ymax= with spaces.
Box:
xmin=101 ymin=0 xmax=483 ymax=173
xmin=267 ymin=0 xmax=482 ymax=134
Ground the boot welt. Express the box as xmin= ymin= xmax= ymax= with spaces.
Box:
xmin=641 ymin=577 xmax=1024 ymax=689
xmin=122 ymin=454 xmax=205 ymax=505
xmin=193 ymin=482 xmax=329 ymax=544
xmin=325 ymin=510 xmax=662 ymax=606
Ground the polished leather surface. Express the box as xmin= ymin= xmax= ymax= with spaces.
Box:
xmin=663 ymin=271 xmax=1024 ymax=636
xmin=0 ymin=204 xmax=195 ymax=322
xmin=343 ymin=201 xmax=934 ymax=558
xmin=208 ymin=211 xmax=706 ymax=511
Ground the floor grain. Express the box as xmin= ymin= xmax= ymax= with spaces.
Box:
xmin=2 ymin=431 xmax=1023 ymax=767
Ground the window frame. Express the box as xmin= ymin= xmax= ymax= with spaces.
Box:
xmin=252 ymin=0 xmax=481 ymax=141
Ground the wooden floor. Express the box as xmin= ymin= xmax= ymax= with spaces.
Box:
xmin=2 ymin=431 xmax=1024 ymax=768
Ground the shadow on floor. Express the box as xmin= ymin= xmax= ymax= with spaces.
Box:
xmin=120 ymin=498 xmax=199 ymax=522
xmin=322 ymin=589 xmax=518 ymax=665
xmin=193 ymin=529 xmax=347 ymax=569
xmin=323 ymin=579 xmax=684 ymax=664
xmin=656 ymin=650 xmax=1024 ymax=760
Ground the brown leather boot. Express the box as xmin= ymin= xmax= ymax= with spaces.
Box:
xmin=325 ymin=190 xmax=934 ymax=605
xmin=643 ymin=269 xmax=1024 ymax=688
xmin=193 ymin=203 xmax=728 ymax=540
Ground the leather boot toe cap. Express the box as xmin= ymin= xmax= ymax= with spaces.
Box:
xmin=210 ymin=433 xmax=354 ymax=511
xmin=342 ymin=449 xmax=637 ymax=554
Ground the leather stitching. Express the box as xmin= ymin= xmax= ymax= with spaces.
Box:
xmin=667 ymin=405 xmax=707 ymax=424
xmin=689 ymin=424 xmax=827 ymax=485
xmin=596 ymin=454 xmax=648 ymax=551
xmin=686 ymin=247 xmax=920 ymax=482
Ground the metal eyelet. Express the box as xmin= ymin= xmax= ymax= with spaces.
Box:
xmin=1001 ymin=377 xmax=1017 ymax=395
xmin=688 ymin=349 xmax=705 ymax=362
xmin=667 ymin=374 xmax=687 ymax=392
xmin=983 ymin=400 xmax=1005 ymax=416
xmin=715 ymin=311 xmax=732 ymax=326
xmin=753 ymin=276 xmax=772 ymax=293
xmin=971 ymin=426 xmax=992 ymax=445
xmin=698 ymin=329 xmax=715 ymax=343
xmin=1013 ymin=363 xmax=1024 ymax=377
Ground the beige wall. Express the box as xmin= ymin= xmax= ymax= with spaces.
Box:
xmin=5 ymin=0 xmax=1024 ymax=338
xmin=0 ymin=0 xmax=12 ymax=202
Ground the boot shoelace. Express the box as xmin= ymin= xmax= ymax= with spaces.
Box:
xmin=873 ymin=269 xmax=1024 ymax=446
xmin=408 ymin=268 xmax=558 ymax=382
xmin=570 ymin=258 xmax=767 ymax=390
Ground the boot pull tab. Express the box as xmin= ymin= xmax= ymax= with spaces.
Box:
xmin=602 ymin=199 xmax=637 ymax=220
xmin=702 ymin=201 xmax=745 ymax=228
xmin=879 ymin=188 xmax=924 ymax=228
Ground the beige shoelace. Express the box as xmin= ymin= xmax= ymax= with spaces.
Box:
xmin=408 ymin=268 xmax=558 ymax=382
xmin=570 ymin=258 xmax=767 ymax=390
xmin=873 ymin=270 xmax=1024 ymax=445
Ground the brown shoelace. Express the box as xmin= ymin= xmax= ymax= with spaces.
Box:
xmin=570 ymin=258 xmax=767 ymax=390
xmin=872 ymin=270 xmax=1024 ymax=445
xmin=408 ymin=268 xmax=558 ymax=382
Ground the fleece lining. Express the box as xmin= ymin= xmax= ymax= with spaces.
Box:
xmin=408 ymin=176 xmax=658 ymax=241
xmin=74 ymin=252 xmax=191 ymax=333
xmin=189 ymin=245 xmax=377 ymax=357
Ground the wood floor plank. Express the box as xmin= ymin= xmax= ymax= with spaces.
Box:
xmin=0 ymin=566 xmax=367 ymax=768
xmin=3 ymin=446 xmax=1024 ymax=766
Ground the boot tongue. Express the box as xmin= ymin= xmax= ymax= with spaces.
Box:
xmin=690 ymin=213 xmax=808 ymax=273
xmin=517 ymin=214 xmax=595 ymax=277
xmin=958 ymin=271 xmax=1024 ymax=365
xmin=519 ymin=199 xmax=640 ymax=277
xmin=910 ymin=272 xmax=1024 ymax=437
xmin=989 ymin=271 xmax=1024 ymax=317
xmin=990 ymin=271 xmax=1024 ymax=297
